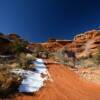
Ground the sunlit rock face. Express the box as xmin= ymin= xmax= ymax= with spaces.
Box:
xmin=74 ymin=30 xmax=100 ymax=42
xmin=40 ymin=30 xmax=100 ymax=58
xmin=41 ymin=42 xmax=63 ymax=52
xmin=69 ymin=30 xmax=100 ymax=58
xmin=41 ymin=39 xmax=72 ymax=52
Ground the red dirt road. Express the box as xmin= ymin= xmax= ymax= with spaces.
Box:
xmin=16 ymin=64 xmax=100 ymax=100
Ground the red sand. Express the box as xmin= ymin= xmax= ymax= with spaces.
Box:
xmin=16 ymin=64 xmax=100 ymax=100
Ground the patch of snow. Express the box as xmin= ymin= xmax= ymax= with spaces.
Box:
xmin=11 ymin=58 xmax=52 ymax=93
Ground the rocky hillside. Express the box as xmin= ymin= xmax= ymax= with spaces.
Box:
xmin=70 ymin=30 xmax=100 ymax=58
xmin=41 ymin=39 xmax=72 ymax=52
xmin=0 ymin=33 xmax=29 ymax=54
xmin=39 ymin=30 xmax=100 ymax=58
xmin=0 ymin=30 xmax=99 ymax=57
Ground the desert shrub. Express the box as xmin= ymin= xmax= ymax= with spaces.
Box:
xmin=18 ymin=53 xmax=27 ymax=68
xmin=92 ymin=48 xmax=100 ymax=64
xmin=75 ymin=56 xmax=99 ymax=68
xmin=0 ymin=66 xmax=21 ymax=98
xmin=33 ymin=44 xmax=49 ymax=59
xmin=38 ymin=51 xmax=49 ymax=59
xmin=17 ymin=53 xmax=36 ymax=70
xmin=25 ymin=53 xmax=36 ymax=69
xmin=26 ymin=53 xmax=35 ymax=60
xmin=96 ymin=32 xmax=100 ymax=36
xmin=9 ymin=39 xmax=28 ymax=56
xmin=53 ymin=50 xmax=68 ymax=64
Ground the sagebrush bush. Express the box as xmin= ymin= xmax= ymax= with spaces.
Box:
xmin=92 ymin=48 xmax=100 ymax=64
xmin=0 ymin=66 xmax=21 ymax=98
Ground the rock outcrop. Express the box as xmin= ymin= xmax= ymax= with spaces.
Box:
xmin=41 ymin=38 xmax=72 ymax=52
xmin=6 ymin=29 xmax=98 ymax=59
xmin=0 ymin=33 xmax=29 ymax=54
xmin=40 ymin=30 xmax=100 ymax=58
xmin=72 ymin=30 xmax=100 ymax=58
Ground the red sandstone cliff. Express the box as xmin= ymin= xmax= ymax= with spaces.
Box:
xmin=39 ymin=30 xmax=100 ymax=58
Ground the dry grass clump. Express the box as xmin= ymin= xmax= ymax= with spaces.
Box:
xmin=0 ymin=66 xmax=21 ymax=98
xmin=0 ymin=53 xmax=36 ymax=98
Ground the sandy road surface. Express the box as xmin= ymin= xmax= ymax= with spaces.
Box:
xmin=16 ymin=64 xmax=100 ymax=100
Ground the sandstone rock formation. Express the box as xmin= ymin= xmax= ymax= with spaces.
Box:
xmin=72 ymin=30 xmax=100 ymax=58
xmin=40 ymin=30 xmax=100 ymax=58
xmin=41 ymin=38 xmax=72 ymax=52
xmin=0 ymin=30 xmax=99 ymax=56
